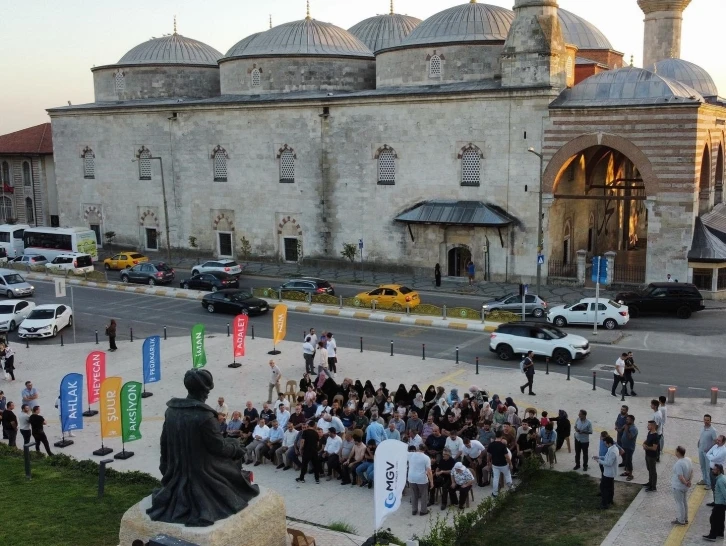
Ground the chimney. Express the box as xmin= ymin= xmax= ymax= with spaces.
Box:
xmin=637 ymin=0 xmax=691 ymax=68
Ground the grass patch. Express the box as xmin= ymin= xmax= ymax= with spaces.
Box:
xmin=326 ymin=520 xmax=359 ymax=534
xmin=0 ymin=445 xmax=157 ymax=546
xmin=461 ymin=470 xmax=639 ymax=546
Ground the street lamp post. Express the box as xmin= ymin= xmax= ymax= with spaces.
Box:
xmin=528 ymin=147 xmax=544 ymax=296
xmin=132 ymin=156 xmax=172 ymax=262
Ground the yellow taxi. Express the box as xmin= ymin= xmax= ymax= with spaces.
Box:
xmin=354 ymin=284 xmax=421 ymax=309
xmin=103 ymin=252 xmax=149 ymax=270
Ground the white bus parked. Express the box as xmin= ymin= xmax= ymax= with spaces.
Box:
xmin=22 ymin=227 xmax=98 ymax=261
xmin=0 ymin=224 xmax=30 ymax=258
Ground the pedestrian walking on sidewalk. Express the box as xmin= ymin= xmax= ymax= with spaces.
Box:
xmin=573 ymin=409 xmax=592 ymax=471
xmin=612 ymin=353 xmax=627 ymax=396
xmin=1 ymin=343 xmax=15 ymax=381
xmin=105 ymin=319 xmax=117 ymax=352
xmin=698 ymin=414 xmax=718 ymax=488
xmin=325 ymin=332 xmax=338 ymax=377
xmin=466 ymin=261 xmax=475 ymax=285
xmin=703 ymin=463 xmax=726 ymax=541
xmin=434 ymin=263 xmax=441 ymax=288
xmin=267 ymin=360 xmax=282 ymax=404
xmin=29 ymin=405 xmax=53 ymax=456
xmin=519 ymin=351 xmax=535 ymax=396
xmin=643 ymin=420 xmax=659 ymax=491
xmin=624 ymin=352 xmax=638 ymax=395
xmin=671 ymin=446 xmax=692 ymax=526
xmin=302 ymin=337 xmax=315 ymax=375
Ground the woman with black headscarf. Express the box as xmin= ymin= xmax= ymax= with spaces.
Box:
xmin=364 ymin=380 xmax=375 ymax=395
xmin=423 ymin=385 xmax=437 ymax=407
xmin=354 ymin=380 xmax=365 ymax=400
xmin=407 ymin=384 xmax=422 ymax=406
xmin=394 ymin=384 xmax=408 ymax=406
xmin=504 ymin=397 xmax=519 ymax=415
xmin=551 ymin=409 xmax=571 ymax=452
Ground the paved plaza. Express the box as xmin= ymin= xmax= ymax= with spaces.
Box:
xmin=5 ymin=329 xmax=725 ymax=545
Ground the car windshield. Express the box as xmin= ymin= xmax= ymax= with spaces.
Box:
xmin=4 ymin=274 xmax=25 ymax=285
xmin=539 ymin=326 xmax=567 ymax=339
xmin=608 ymin=300 xmax=622 ymax=308
xmin=232 ymin=291 xmax=253 ymax=301
xmin=223 ymin=261 xmax=239 ymax=267
xmin=640 ymin=285 xmax=657 ymax=296
xmin=494 ymin=293 xmax=513 ymax=302
xmin=0 ymin=305 xmax=14 ymax=314
xmin=129 ymin=253 xmax=144 ymax=259
xmin=28 ymin=309 xmax=54 ymax=320
xmin=398 ymin=286 xmax=413 ymax=294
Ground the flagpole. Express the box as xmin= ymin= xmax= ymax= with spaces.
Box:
xmin=54 ymin=391 xmax=74 ymax=448
xmin=141 ymin=380 xmax=153 ymax=398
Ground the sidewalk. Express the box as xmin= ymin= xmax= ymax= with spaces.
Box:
xmin=6 ymin=329 xmax=719 ymax=544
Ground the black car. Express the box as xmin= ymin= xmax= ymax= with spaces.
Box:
xmin=201 ymin=289 xmax=269 ymax=316
xmin=615 ymin=282 xmax=705 ymax=318
xmin=278 ymin=277 xmax=335 ymax=296
xmin=180 ymin=272 xmax=239 ymax=292
xmin=120 ymin=262 xmax=175 ymax=285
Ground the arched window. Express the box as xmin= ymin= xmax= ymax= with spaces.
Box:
xmin=22 ymin=161 xmax=31 ymax=186
xmin=212 ymin=145 xmax=229 ymax=182
xmin=563 ymin=220 xmax=572 ymax=265
xmin=82 ymin=146 xmax=95 ymax=179
xmin=699 ymin=145 xmax=711 ymax=214
xmin=429 ymin=54 xmax=442 ymax=78
xmin=376 ymin=145 xmax=397 ymax=185
xmin=251 ymin=68 xmax=261 ymax=88
xmin=138 ymin=146 xmax=152 ymax=180
xmin=0 ymin=161 xmax=9 ymax=185
xmin=716 ymin=144 xmax=724 ymax=205
xmin=114 ymin=70 xmax=125 ymax=93
xmin=459 ymin=144 xmax=482 ymax=187
xmin=277 ymin=145 xmax=296 ymax=183
xmin=0 ymin=196 xmax=12 ymax=223
xmin=25 ymin=198 xmax=34 ymax=224
xmin=587 ymin=213 xmax=595 ymax=253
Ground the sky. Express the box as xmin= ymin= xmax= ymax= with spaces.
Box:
xmin=0 ymin=0 xmax=723 ymax=135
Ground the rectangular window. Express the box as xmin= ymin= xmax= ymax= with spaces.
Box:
xmin=283 ymin=237 xmax=299 ymax=262
xmin=213 ymin=152 xmax=228 ymax=182
xmin=280 ymin=151 xmax=295 ymax=183
xmin=84 ymin=155 xmax=95 ymax=179
xmin=692 ymin=268 xmax=713 ymax=290
xmin=217 ymin=232 xmax=233 ymax=258
xmin=145 ymin=228 xmax=158 ymax=251
xmin=139 ymin=152 xmax=152 ymax=180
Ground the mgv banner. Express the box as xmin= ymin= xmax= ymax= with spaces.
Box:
xmin=191 ymin=324 xmax=206 ymax=368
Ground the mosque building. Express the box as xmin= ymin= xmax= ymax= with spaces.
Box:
xmin=47 ymin=0 xmax=726 ymax=297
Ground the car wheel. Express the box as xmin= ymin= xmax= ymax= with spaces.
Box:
xmin=5 ymin=290 xmax=12 ymax=298
xmin=148 ymin=278 xmax=156 ymax=286
xmin=496 ymin=344 xmax=514 ymax=361
xmin=677 ymin=306 xmax=692 ymax=319
xmin=104 ymin=263 xmax=110 ymax=270
xmin=68 ymin=315 xmax=73 ymax=327
xmin=553 ymin=316 xmax=567 ymax=327
xmin=183 ymin=283 xmax=190 ymax=289
xmin=628 ymin=305 xmax=639 ymax=318
xmin=192 ymin=269 xmax=200 ymax=276
xmin=532 ymin=308 xmax=545 ymax=318
xmin=553 ymin=349 xmax=571 ymax=366
xmin=121 ymin=276 xmax=129 ymax=283
xmin=52 ymin=326 xmax=58 ymax=338
xmin=212 ymin=286 xmax=218 ymax=293
xmin=603 ymin=318 xmax=617 ymax=330
xmin=207 ymin=304 xmax=215 ymax=313
xmin=9 ymin=320 xmax=15 ymax=331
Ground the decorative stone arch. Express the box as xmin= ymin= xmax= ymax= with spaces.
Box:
xmin=276 ymin=144 xmax=296 ymax=160
xmin=277 ymin=216 xmax=302 ymax=237
xmin=374 ymin=144 xmax=397 ymax=160
xmin=543 ymin=133 xmax=657 ymax=196
xmin=139 ymin=209 xmax=159 ymax=228
xmin=277 ymin=216 xmax=303 ymax=262
xmin=83 ymin=205 xmax=103 ymax=224
xmin=457 ymin=143 xmax=484 ymax=160
xmin=212 ymin=212 xmax=235 ymax=232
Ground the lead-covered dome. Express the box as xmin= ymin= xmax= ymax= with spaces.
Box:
xmin=224 ymin=32 xmax=263 ymax=60
xmin=117 ymin=33 xmax=222 ymax=66
xmin=558 ymin=9 xmax=613 ymax=50
xmin=648 ymin=58 xmax=718 ymax=98
xmin=348 ymin=13 xmax=421 ymax=53
xmin=222 ymin=18 xmax=373 ymax=59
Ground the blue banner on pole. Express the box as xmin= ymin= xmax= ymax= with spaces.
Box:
xmin=591 ymin=256 xmax=608 ymax=284
xmin=143 ymin=335 xmax=161 ymax=384
xmin=60 ymin=373 xmax=84 ymax=433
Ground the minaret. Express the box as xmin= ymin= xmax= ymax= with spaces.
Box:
xmin=638 ymin=0 xmax=691 ymax=68
xmin=501 ymin=0 xmax=567 ymax=89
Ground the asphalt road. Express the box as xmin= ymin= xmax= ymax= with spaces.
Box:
xmin=9 ymin=280 xmax=722 ymax=399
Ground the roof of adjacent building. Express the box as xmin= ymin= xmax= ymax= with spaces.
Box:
xmin=647 ymin=58 xmax=718 ymax=98
xmin=0 ymin=123 xmax=53 ymax=155
xmin=348 ymin=13 xmax=422 ymax=53
xmin=688 ymin=216 xmax=726 ymax=262
xmin=394 ymin=200 xmax=518 ymax=227
xmin=551 ymin=67 xmax=704 ymax=108
xmin=558 ymin=8 xmax=613 ymax=50
xmin=115 ymin=33 xmax=222 ymax=67
xmin=220 ymin=18 xmax=373 ymax=60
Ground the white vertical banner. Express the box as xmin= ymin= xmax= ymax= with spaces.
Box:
xmin=373 ymin=439 xmax=409 ymax=530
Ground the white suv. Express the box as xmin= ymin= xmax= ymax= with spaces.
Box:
xmin=45 ymin=252 xmax=95 ymax=275
xmin=191 ymin=260 xmax=242 ymax=277
xmin=488 ymin=321 xmax=590 ymax=366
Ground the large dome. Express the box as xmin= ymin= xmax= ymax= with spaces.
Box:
xmin=558 ymin=8 xmax=613 ymax=50
xmin=222 ymin=18 xmax=373 ymax=59
xmin=394 ymin=2 xmax=514 ymax=50
xmin=117 ymin=33 xmax=222 ymax=66
xmin=648 ymin=58 xmax=718 ymax=98
xmin=348 ymin=13 xmax=421 ymax=53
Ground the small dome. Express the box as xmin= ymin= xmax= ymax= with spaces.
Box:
xmin=558 ymin=9 xmax=613 ymax=50
xmin=348 ymin=13 xmax=421 ymax=53
xmin=553 ymin=67 xmax=704 ymax=108
xmin=395 ymin=2 xmax=514 ymax=50
xmin=118 ymin=33 xmax=222 ymax=66
xmin=224 ymin=32 xmax=263 ymax=59
xmin=222 ymin=18 xmax=373 ymax=59
xmin=648 ymin=58 xmax=718 ymax=97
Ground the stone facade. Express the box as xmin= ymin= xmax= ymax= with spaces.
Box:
xmin=92 ymin=65 xmax=221 ymax=102
xmin=0 ymin=156 xmax=51 ymax=226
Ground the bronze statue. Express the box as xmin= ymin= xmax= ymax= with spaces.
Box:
xmin=147 ymin=369 xmax=260 ymax=526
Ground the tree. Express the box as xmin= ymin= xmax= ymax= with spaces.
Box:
xmin=188 ymin=236 xmax=198 ymax=249
xmin=341 ymin=243 xmax=358 ymax=263
xmin=239 ymin=236 xmax=252 ymax=260
xmin=104 ymin=231 xmax=116 ymax=245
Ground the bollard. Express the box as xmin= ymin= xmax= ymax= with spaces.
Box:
xmin=251 ymin=325 xmax=255 ymax=340
xmin=164 ymin=326 xmax=167 ymax=340
xmin=98 ymin=459 xmax=114 ymax=498
xmin=360 ymin=337 xmax=363 ymax=353
xmin=95 ymin=330 xmax=99 ymax=344
xmin=712 ymin=387 xmax=719 ymax=405
xmin=545 ymin=357 xmax=549 ymax=375
xmin=667 ymin=386 xmax=676 ymax=404
xmin=481 ymin=305 xmax=486 ymax=324
xmin=23 ymin=441 xmax=36 ymax=480
xmin=592 ymin=371 xmax=597 ymax=391
xmin=60 ymin=335 xmax=64 ymax=347
xmin=390 ymin=340 xmax=393 ymax=357
xmin=25 ymin=337 xmax=29 ymax=349
xmin=476 ymin=356 xmax=479 ymax=375
xmin=227 ymin=323 xmax=230 ymax=337
xmin=130 ymin=328 xmax=134 ymax=342
xmin=566 ymin=363 xmax=570 ymax=381
xmin=339 ymin=295 xmax=343 ymax=308
xmin=422 ymin=344 xmax=426 ymax=360
xmin=278 ymin=289 xmax=282 ymax=302
xmin=456 ymin=346 xmax=459 ymax=364
xmin=442 ymin=305 xmax=447 ymax=321
xmin=621 ymin=381 xmax=627 ymax=402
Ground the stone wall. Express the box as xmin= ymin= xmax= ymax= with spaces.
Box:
xmin=219 ymin=57 xmax=376 ymax=95
xmin=92 ymin=65 xmax=221 ymax=102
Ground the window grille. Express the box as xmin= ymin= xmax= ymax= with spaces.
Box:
xmin=25 ymin=198 xmax=34 ymax=223
xmin=0 ymin=196 xmax=12 ymax=222
xmin=114 ymin=71 xmax=125 ymax=93
xmin=251 ymin=69 xmax=261 ymax=87
xmin=82 ymin=147 xmax=95 ymax=179
xmin=213 ymin=148 xmax=228 ymax=182
xmin=138 ymin=147 xmax=151 ymax=180
xmin=378 ymin=150 xmax=396 ymax=185
xmin=429 ymin=55 xmax=442 ymax=78
xmin=461 ymin=148 xmax=481 ymax=186
xmin=280 ymin=150 xmax=295 ymax=183
xmin=0 ymin=162 xmax=8 ymax=184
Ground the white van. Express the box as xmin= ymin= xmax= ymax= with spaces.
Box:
xmin=0 ymin=269 xmax=34 ymax=298
xmin=45 ymin=252 xmax=94 ymax=275
xmin=0 ymin=224 xmax=29 ymax=258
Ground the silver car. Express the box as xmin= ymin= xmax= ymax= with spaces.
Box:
xmin=482 ymin=293 xmax=548 ymax=318
xmin=12 ymin=254 xmax=48 ymax=267
xmin=191 ymin=260 xmax=242 ymax=277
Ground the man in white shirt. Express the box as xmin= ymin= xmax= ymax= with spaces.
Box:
xmin=276 ymin=422 xmax=299 ymax=468
xmin=215 ymin=397 xmax=229 ymax=416
xmin=324 ymin=412 xmax=345 ymax=434
xmin=307 ymin=328 xmax=318 ymax=349
xmin=651 ymin=399 xmax=664 ymax=462
xmin=706 ymin=435 xmax=726 ymax=505
xmin=267 ymin=360 xmax=282 ymax=404
xmin=408 ymin=432 xmax=423 ymax=449
xmin=274 ymin=392 xmax=290 ymax=413
xmin=445 ymin=430 xmax=465 ymax=460
xmin=321 ymin=428 xmax=343 ymax=479
xmin=302 ymin=336 xmax=315 ymax=375
xmin=245 ymin=417 xmax=270 ymax=465
xmin=325 ymin=332 xmax=338 ymax=376
xmin=315 ymin=398 xmax=331 ymax=418
xmin=612 ymin=353 xmax=627 ymax=396
xmin=408 ymin=444 xmax=434 ymax=516
xmin=276 ymin=405 xmax=291 ymax=430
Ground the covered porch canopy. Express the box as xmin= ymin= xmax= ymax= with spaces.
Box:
xmin=394 ymin=200 xmax=518 ymax=245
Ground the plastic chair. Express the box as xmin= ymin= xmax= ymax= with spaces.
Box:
xmin=332 ymin=394 xmax=345 ymax=408
xmin=285 ymin=380 xmax=298 ymax=404
xmin=288 ymin=528 xmax=316 ymax=546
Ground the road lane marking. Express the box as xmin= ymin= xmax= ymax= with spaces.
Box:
xmin=688 ymin=387 xmax=707 ymax=391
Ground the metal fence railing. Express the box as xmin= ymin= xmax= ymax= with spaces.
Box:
xmin=612 ymin=263 xmax=646 ymax=285
xmin=547 ymin=259 xmax=577 ymax=278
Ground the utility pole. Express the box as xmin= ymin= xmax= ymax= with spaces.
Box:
xmin=528 ymin=148 xmax=545 ymax=296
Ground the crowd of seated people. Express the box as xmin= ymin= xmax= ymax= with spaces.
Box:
xmin=215 ymin=374 xmax=572 ymax=511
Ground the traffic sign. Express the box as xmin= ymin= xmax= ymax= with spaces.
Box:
xmin=55 ymin=278 xmax=66 ymax=298
xmin=358 ymin=239 xmax=364 ymax=250
xmin=591 ymin=256 xmax=607 ymax=284
xmin=537 ymin=255 xmax=544 ymax=265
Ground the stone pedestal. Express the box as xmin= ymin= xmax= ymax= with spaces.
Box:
xmin=118 ymin=487 xmax=286 ymax=546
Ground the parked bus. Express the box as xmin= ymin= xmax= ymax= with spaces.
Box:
xmin=0 ymin=224 xmax=30 ymax=258
xmin=22 ymin=227 xmax=98 ymax=261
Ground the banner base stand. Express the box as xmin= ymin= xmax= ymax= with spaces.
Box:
xmin=267 ymin=350 xmax=281 ymax=355
xmin=141 ymin=392 xmax=153 ymax=398
xmin=114 ymin=450 xmax=134 ymax=460
xmin=82 ymin=410 xmax=99 ymax=417
xmin=93 ymin=446 xmax=113 ymax=456
xmin=54 ymin=439 xmax=74 ymax=448
xmin=228 ymin=362 xmax=242 ymax=368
